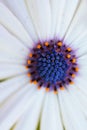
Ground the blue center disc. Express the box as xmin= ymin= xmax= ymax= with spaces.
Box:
xmin=36 ymin=49 xmax=69 ymax=84
xmin=27 ymin=41 xmax=78 ymax=92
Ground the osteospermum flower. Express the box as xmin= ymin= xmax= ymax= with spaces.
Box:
xmin=0 ymin=0 xmax=87 ymax=130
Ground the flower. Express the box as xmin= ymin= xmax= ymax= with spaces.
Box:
xmin=0 ymin=0 xmax=87 ymax=130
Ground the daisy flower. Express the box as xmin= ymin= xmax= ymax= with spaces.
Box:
xmin=0 ymin=0 xmax=87 ymax=130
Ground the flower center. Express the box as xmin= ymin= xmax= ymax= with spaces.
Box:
xmin=37 ymin=50 xmax=68 ymax=83
xmin=26 ymin=40 xmax=78 ymax=94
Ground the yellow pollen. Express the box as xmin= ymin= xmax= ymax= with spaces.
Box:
xmin=60 ymin=86 xmax=65 ymax=90
xmin=29 ymin=53 xmax=33 ymax=58
xmin=46 ymin=87 xmax=50 ymax=92
xmin=66 ymin=54 xmax=71 ymax=58
xmin=75 ymin=67 xmax=79 ymax=72
xmin=30 ymin=80 xmax=33 ymax=83
xmin=45 ymin=42 xmax=49 ymax=46
xmin=70 ymin=81 xmax=74 ymax=85
xmin=38 ymin=86 xmax=41 ymax=90
xmin=67 ymin=47 xmax=71 ymax=52
xmin=25 ymin=66 xmax=28 ymax=70
xmin=72 ymin=58 xmax=76 ymax=63
xmin=71 ymin=74 xmax=76 ymax=78
xmin=57 ymin=42 xmax=62 ymax=46
xmin=33 ymin=80 xmax=37 ymax=84
xmin=54 ymin=90 xmax=58 ymax=94
xmin=37 ymin=44 xmax=41 ymax=49
xmin=28 ymin=60 xmax=31 ymax=64
xmin=27 ymin=73 xmax=31 ymax=77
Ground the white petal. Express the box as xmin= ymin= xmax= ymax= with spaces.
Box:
xmin=0 ymin=75 xmax=29 ymax=103
xmin=2 ymin=0 xmax=38 ymax=42
xmin=50 ymin=0 xmax=65 ymax=39
xmin=67 ymin=86 xmax=87 ymax=117
xmin=64 ymin=0 xmax=87 ymax=44
xmin=0 ymin=51 xmax=25 ymax=65
xmin=0 ymin=63 xmax=27 ymax=79
xmin=0 ymin=25 xmax=28 ymax=59
xmin=0 ymin=0 xmax=3 ymax=2
xmin=55 ymin=0 xmax=80 ymax=40
xmin=74 ymin=76 xmax=87 ymax=96
xmin=78 ymin=55 xmax=87 ymax=66
xmin=14 ymin=88 xmax=45 ymax=130
xmin=0 ymin=3 xmax=33 ymax=47
xmin=78 ymin=66 xmax=87 ymax=81
xmin=26 ymin=0 xmax=51 ymax=41
xmin=41 ymin=92 xmax=63 ymax=130
xmin=58 ymin=89 xmax=87 ymax=130
xmin=65 ymin=32 xmax=87 ymax=58
xmin=0 ymin=84 xmax=37 ymax=130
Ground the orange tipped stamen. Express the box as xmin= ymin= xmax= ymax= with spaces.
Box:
xmin=72 ymin=58 xmax=76 ymax=63
xmin=54 ymin=90 xmax=58 ymax=94
xmin=33 ymin=80 xmax=37 ymax=84
xmin=28 ymin=60 xmax=31 ymax=64
xmin=25 ymin=66 xmax=28 ymax=69
xmin=37 ymin=44 xmax=41 ymax=49
xmin=27 ymin=73 xmax=31 ymax=77
xmin=70 ymin=81 xmax=74 ymax=85
xmin=38 ymin=86 xmax=41 ymax=90
xmin=29 ymin=53 xmax=33 ymax=58
xmin=57 ymin=42 xmax=62 ymax=46
xmin=75 ymin=67 xmax=79 ymax=72
xmin=60 ymin=86 xmax=65 ymax=90
xmin=71 ymin=74 xmax=76 ymax=78
xmin=45 ymin=42 xmax=49 ymax=46
xmin=30 ymin=80 xmax=33 ymax=83
xmin=46 ymin=87 xmax=50 ymax=92
xmin=66 ymin=54 xmax=71 ymax=58
xmin=67 ymin=47 xmax=71 ymax=52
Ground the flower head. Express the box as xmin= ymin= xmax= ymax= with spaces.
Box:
xmin=26 ymin=41 xmax=78 ymax=93
xmin=0 ymin=0 xmax=87 ymax=130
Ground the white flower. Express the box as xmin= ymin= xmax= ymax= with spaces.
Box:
xmin=0 ymin=0 xmax=87 ymax=130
